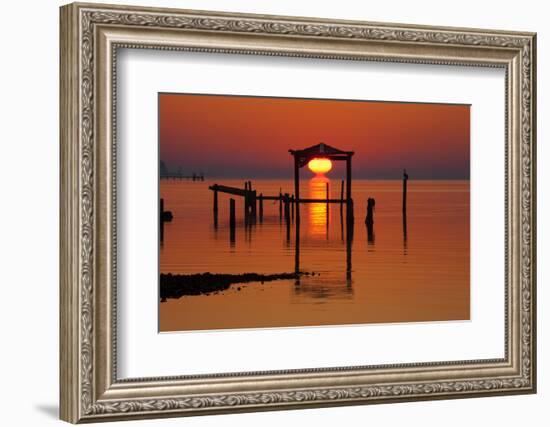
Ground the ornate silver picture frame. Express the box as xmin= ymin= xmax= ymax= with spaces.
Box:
xmin=60 ymin=2 xmax=536 ymax=423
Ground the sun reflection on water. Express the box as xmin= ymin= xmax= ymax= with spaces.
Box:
xmin=308 ymin=175 xmax=330 ymax=237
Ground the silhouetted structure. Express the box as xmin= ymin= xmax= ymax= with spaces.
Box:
xmin=365 ymin=197 xmax=375 ymax=243
xmin=159 ymin=198 xmax=173 ymax=242
xmin=289 ymin=142 xmax=355 ymax=224
xmin=365 ymin=198 xmax=375 ymax=226
xmin=205 ymin=143 xmax=356 ymax=285
xmin=402 ymin=168 xmax=409 ymax=215
xmin=160 ymin=161 xmax=205 ymax=181
xmin=288 ymin=142 xmax=355 ymax=286
xmin=209 ymin=182 xmax=293 ymax=231
xmin=229 ymin=198 xmax=236 ymax=245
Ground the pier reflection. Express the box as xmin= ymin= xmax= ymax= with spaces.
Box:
xmin=160 ymin=179 xmax=470 ymax=332
xmin=294 ymin=177 xmax=354 ymax=295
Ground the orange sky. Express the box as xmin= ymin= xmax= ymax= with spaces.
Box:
xmin=159 ymin=93 xmax=470 ymax=179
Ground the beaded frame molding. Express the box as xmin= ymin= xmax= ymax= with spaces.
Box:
xmin=60 ymin=2 xmax=536 ymax=423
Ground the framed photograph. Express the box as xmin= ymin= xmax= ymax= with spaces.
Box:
xmin=60 ymin=2 xmax=537 ymax=423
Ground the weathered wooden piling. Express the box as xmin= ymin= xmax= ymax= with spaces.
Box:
xmin=402 ymin=169 xmax=408 ymax=215
xmin=229 ymin=198 xmax=236 ymax=244
xmin=160 ymin=198 xmax=164 ymax=242
xmin=213 ymin=187 xmax=218 ymax=227
xmin=346 ymin=157 xmax=352 ymax=206
xmin=213 ymin=187 xmax=218 ymax=213
xmin=326 ymin=182 xmax=330 ymax=231
xmin=283 ymin=193 xmax=291 ymax=223
xmin=347 ymin=198 xmax=354 ymax=225
xmin=160 ymin=198 xmax=173 ymax=242
xmin=284 ymin=194 xmax=291 ymax=244
xmin=252 ymin=190 xmax=257 ymax=217
xmin=365 ymin=198 xmax=375 ymax=226
xmin=346 ymin=199 xmax=354 ymax=283
xmin=340 ymin=179 xmax=344 ymax=213
xmin=259 ymin=193 xmax=264 ymax=222
xmin=279 ymin=188 xmax=282 ymax=218
xmin=365 ymin=198 xmax=375 ymax=243
xmin=403 ymin=214 xmax=407 ymax=243
xmin=293 ymin=156 xmax=301 ymax=226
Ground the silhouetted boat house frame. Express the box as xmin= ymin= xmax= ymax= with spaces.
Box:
xmin=289 ymin=142 xmax=355 ymax=222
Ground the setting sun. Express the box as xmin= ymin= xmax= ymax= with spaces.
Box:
xmin=307 ymin=158 xmax=333 ymax=175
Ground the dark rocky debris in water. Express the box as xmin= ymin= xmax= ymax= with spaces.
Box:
xmin=160 ymin=272 xmax=308 ymax=300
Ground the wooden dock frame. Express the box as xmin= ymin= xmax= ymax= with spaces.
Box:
xmin=207 ymin=142 xmax=356 ymax=284
xmin=209 ymin=183 xmax=297 ymax=232
xmin=289 ymin=142 xmax=355 ymax=224
xmin=289 ymin=142 xmax=355 ymax=285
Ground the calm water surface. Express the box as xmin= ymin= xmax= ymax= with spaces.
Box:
xmin=160 ymin=179 xmax=469 ymax=331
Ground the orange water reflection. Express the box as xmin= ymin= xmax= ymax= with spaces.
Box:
xmin=307 ymin=176 xmax=330 ymax=237
xmin=159 ymin=179 xmax=470 ymax=332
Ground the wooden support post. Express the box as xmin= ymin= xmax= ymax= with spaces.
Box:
xmin=213 ymin=186 xmax=218 ymax=226
xmin=284 ymin=193 xmax=291 ymax=244
xmin=279 ymin=188 xmax=282 ymax=219
xmin=365 ymin=198 xmax=375 ymax=226
xmin=244 ymin=193 xmax=250 ymax=225
xmin=294 ymin=212 xmax=301 ymax=275
xmin=252 ymin=190 xmax=257 ymax=217
xmin=403 ymin=214 xmax=408 ymax=248
xmin=346 ymin=157 xmax=353 ymax=223
xmin=347 ymin=198 xmax=354 ymax=225
xmin=284 ymin=193 xmax=290 ymax=223
xmin=294 ymin=156 xmax=300 ymax=225
xmin=259 ymin=194 xmax=263 ymax=223
xmin=326 ymin=182 xmax=330 ymax=233
xmin=229 ymin=198 xmax=236 ymax=244
xmin=365 ymin=198 xmax=375 ymax=243
xmin=340 ymin=179 xmax=344 ymax=212
xmin=346 ymin=157 xmax=352 ymax=203
xmin=213 ymin=186 xmax=218 ymax=212
xmin=346 ymin=198 xmax=354 ymax=284
xmin=291 ymin=195 xmax=295 ymax=220
xmin=160 ymin=198 xmax=164 ymax=242
xmin=402 ymin=169 xmax=408 ymax=216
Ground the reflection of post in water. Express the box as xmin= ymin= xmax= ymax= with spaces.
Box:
xmin=340 ymin=205 xmax=344 ymax=242
xmin=365 ymin=197 xmax=375 ymax=244
xmin=403 ymin=213 xmax=408 ymax=254
xmin=367 ymin=225 xmax=375 ymax=245
xmin=402 ymin=169 xmax=409 ymax=254
xmin=346 ymin=199 xmax=354 ymax=284
xmin=294 ymin=213 xmax=301 ymax=283
xmin=294 ymin=187 xmax=301 ymax=287
xmin=325 ymin=182 xmax=330 ymax=237
xmin=402 ymin=169 xmax=408 ymax=215
xmin=278 ymin=188 xmax=283 ymax=222
xmin=213 ymin=186 xmax=218 ymax=229
xmin=284 ymin=193 xmax=291 ymax=245
xmin=259 ymin=193 xmax=263 ymax=224
xmin=229 ymin=198 xmax=236 ymax=247
xmin=160 ymin=207 xmax=164 ymax=246
xmin=160 ymin=198 xmax=173 ymax=245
